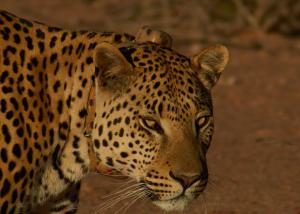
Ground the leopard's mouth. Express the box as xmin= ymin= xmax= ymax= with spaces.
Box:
xmin=141 ymin=180 xmax=204 ymax=211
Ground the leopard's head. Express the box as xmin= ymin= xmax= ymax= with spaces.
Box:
xmin=91 ymin=28 xmax=229 ymax=211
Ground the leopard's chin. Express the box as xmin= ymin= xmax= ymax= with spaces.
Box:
xmin=152 ymin=196 xmax=191 ymax=211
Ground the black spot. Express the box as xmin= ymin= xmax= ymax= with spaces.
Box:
xmin=16 ymin=127 xmax=24 ymax=137
xmin=11 ymin=189 xmax=18 ymax=203
xmin=71 ymin=31 xmax=77 ymax=39
xmin=12 ymin=144 xmax=21 ymax=158
xmin=23 ymin=26 xmax=29 ymax=34
xmin=102 ymin=139 xmax=108 ymax=147
xmin=13 ymin=23 xmax=21 ymax=31
xmin=57 ymin=100 xmax=63 ymax=114
xmin=0 ymin=201 xmax=8 ymax=214
xmin=53 ymin=80 xmax=61 ymax=92
xmin=114 ymin=34 xmax=122 ymax=42
xmin=12 ymin=61 xmax=18 ymax=73
xmin=66 ymin=95 xmax=72 ymax=108
xmin=113 ymin=141 xmax=119 ymax=148
xmin=81 ymin=79 xmax=88 ymax=88
xmin=77 ymin=90 xmax=82 ymax=98
xmin=94 ymin=139 xmax=100 ymax=149
xmin=131 ymin=95 xmax=136 ymax=101
xmin=157 ymin=90 xmax=162 ymax=96
xmin=68 ymin=45 xmax=74 ymax=55
xmin=25 ymin=36 xmax=34 ymax=49
xmin=2 ymin=86 xmax=13 ymax=94
xmin=50 ymin=36 xmax=57 ymax=48
xmin=98 ymin=125 xmax=103 ymax=136
xmin=106 ymin=157 xmax=114 ymax=166
xmin=31 ymin=57 xmax=38 ymax=67
xmin=158 ymin=103 xmax=163 ymax=115
xmin=19 ymin=49 xmax=25 ymax=66
xmin=72 ymin=136 xmax=80 ymax=149
xmin=88 ymin=42 xmax=97 ymax=50
xmin=0 ymin=71 xmax=9 ymax=83
xmin=12 ymin=119 xmax=19 ymax=127
xmin=26 ymin=123 xmax=32 ymax=137
xmin=0 ymin=149 xmax=8 ymax=163
xmin=86 ymin=57 xmax=93 ymax=64
xmin=79 ymin=108 xmax=87 ymax=118
xmin=138 ymin=62 xmax=146 ymax=66
xmin=34 ymin=142 xmax=42 ymax=151
xmin=125 ymin=116 xmax=130 ymax=125
xmin=108 ymin=131 xmax=113 ymax=140
xmin=2 ymin=125 xmax=11 ymax=144
xmin=188 ymin=87 xmax=194 ymax=94
xmin=8 ymin=161 xmax=16 ymax=171
xmin=73 ymin=151 xmax=84 ymax=164
xmin=38 ymin=41 xmax=45 ymax=53
xmin=123 ymin=101 xmax=128 ymax=108
xmin=153 ymin=82 xmax=160 ymax=89
xmin=26 ymin=74 xmax=35 ymax=86
xmin=0 ymin=31 xmax=9 ymax=41
xmin=22 ymin=97 xmax=29 ymax=111
xmin=13 ymin=33 xmax=21 ymax=44
xmin=1 ymin=179 xmax=10 ymax=197
xmin=75 ymin=42 xmax=83 ymax=55
xmin=119 ymin=128 xmax=124 ymax=137
xmin=36 ymin=29 xmax=45 ymax=39
xmin=5 ymin=111 xmax=13 ymax=119
xmin=50 ymin=53 xmax=58 ymax=63
xmin=27 ymin=148 xmax=33 ymax=164
xmin=120 ymin=152 xmax=128 ymax=158
xmin=14 ymin=167 xmax=26 ymax=183
xmin=61 ymin=32 xmax=68 ymax=42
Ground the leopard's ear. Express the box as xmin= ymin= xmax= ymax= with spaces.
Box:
xmin=136 ymin=26 xmax=172 ymax=48
xmin=93 ymin=42 xmax=134 ymax=94
xmin=191 ymin=44 xmax=229 ymax=90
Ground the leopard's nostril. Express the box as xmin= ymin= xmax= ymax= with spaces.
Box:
xmin=169 ymin=171 xmax=201 ymax=190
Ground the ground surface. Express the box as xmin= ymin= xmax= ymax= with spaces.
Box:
xmin=1 ymin=1 xmax=300 ymax=213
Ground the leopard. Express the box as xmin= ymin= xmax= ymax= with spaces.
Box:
xmin=0 ymin=10 xmax=229 ymax=213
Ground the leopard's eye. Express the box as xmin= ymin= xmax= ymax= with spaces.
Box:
xmin=139 ymin=117 xmax=164 ymax=135
xmin=195 ymin=115 xmax=211 ymax=135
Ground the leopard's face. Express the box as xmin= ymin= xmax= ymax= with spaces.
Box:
xmin=91 ymin=42 xmax=228 ymax=211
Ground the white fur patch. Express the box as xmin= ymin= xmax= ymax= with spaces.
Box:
xmin=153 ymin=196 xmax=190 ymax=211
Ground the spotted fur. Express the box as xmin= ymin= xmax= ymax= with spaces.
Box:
xmin=0 ymin=11 xmax=229 ymax=213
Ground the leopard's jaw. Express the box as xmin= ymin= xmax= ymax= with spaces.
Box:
xmin=152 ymin=196 xmax=190 ymax=211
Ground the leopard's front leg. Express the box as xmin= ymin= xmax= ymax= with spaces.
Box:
xmin=36 ymin=133 xmax=90 ymax=205
xmin=49 ymin=182 xmax=81 ymax=214
xmin=57 ymin=133 xmax=90 ymax=182
xmin=33 ymin=182 xmax=81 ymax=214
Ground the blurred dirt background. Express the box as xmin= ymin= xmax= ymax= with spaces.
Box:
xmin=1 ymin=0 xmax=300 ymax=213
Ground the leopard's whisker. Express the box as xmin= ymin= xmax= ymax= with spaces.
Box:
xmin=114 ymin=191 xmax=146 ymax=214
xmin=94 ymin=188 xmax=144 ymax=214
xmin=101 ymin=182 xmax=141 ymax=199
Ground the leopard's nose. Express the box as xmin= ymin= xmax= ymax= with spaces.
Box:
xmin=169 ymin=171 xmax=202 ymax=190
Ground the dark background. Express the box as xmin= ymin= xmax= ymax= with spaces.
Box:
xmin=1 ymin=0 xmax=300 ymax=213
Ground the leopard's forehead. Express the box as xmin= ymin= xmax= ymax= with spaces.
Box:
xmin=117 ymin=43 xmax=212 ymax=122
